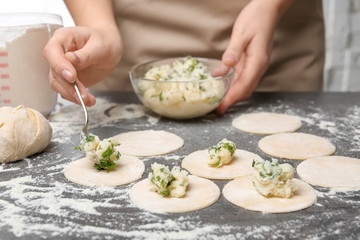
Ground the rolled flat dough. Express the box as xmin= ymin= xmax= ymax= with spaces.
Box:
xmin=64 ymin=155 xmax=145 ymax=187
xmin=112 ymin=130 xmax=184 ymax=156
xmin=232 ymin=112 xmax=302 ymax=134
xmin=258 ymin=132 xmax=336 ymax=160
xmin=223 ymin=175 xmax=317 ymax=213
xmin=0 ymin=105 xmax=52 ymax=163
xmin=181 ymin=149 xmax=262 ymax=180
xmin=297 ymin=156 xmax=360 ymax=189
xmin=129 ymin=175 xmax=220 ymax=213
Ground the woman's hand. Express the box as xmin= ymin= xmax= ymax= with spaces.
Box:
xmin=43 ymin=26 xmax=122 ymax=106
xmin=214 ymin=0 xmax=294 ymax=114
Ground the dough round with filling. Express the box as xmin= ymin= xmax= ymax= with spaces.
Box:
xmin=64 ymin=155 xmax=144 ymax=187
xmin=113 ymin=130 xmax=184 ymax=156
xmin=129 ymin=175 xmax=220 ymax=213
xmin=223 ymin=175 xmax=317 ymax=213
xmin=232 ymin=112 xmax=302 ymax=134
xmin=0 ymin=105 xmax=52 ymax=163
xmin=181 ymin=149 xmax=262 ymax=180
xmin=258 ymin=132 xmax=336 ymax=160
xmin=297 ymin=156 xmax=360 ymax=189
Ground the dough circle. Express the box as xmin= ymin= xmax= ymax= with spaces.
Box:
xmin=64 ymin=155 xmax=145 ymax=187
xmin=297 ymin=156 xmax=360 ymax=189
xmin=223 ymin=175 xmax=317 ymax=213
xmin=113 ymin=130 xmax=184 ymax=156
xmin=0 ymin=105 xmax=52 ymax=163
xmin=258 ymin=132 xmax=336 ymax=160
xmin=181 ymin=149 xmax=262 ymax=180
xmin=232 ymin=112 xmax=302 ymax=134
xmin=129 ymin=175 xmax=220 ymax=213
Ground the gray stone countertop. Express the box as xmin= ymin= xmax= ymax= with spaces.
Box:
xmin=0 ymin=91 xmax=359 ymax=240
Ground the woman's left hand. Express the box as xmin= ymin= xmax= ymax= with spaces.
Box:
xmin=214 ymin=0 xmax=294 ymax=114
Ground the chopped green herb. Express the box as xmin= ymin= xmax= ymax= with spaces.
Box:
xmin=221 ymin=142 xmax=235 ymax=155
xmin=208 ymin=159 xmax=221 ymax=167
xmin=94 ymin=159 xmax=116 ymax=172
xmin=200 ymin=74 xmax=207 ymax=80
xmin=209 ymin=145 xmax=221 ymax=153
xmin=151 ymin=92 xmax=163 ymax=101
xmin=102 ymin=147 xmax=114 ymax=159
xmin=86 ymin=135 xmax=95 ymax=142
xmin=160 ymin=190 xmax=171 ymax=197
xmin=154 ymin=73 xmax=161 ymax=80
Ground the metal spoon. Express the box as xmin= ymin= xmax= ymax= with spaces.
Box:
xmin=73 ymin=81 xmax=88 ymax=142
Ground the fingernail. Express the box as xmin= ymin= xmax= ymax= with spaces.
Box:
xmin=74 ymin=52 xmax=81 ymax=63
xmin=223 ymin=55 xmax=237 ymax=66
xmin=69 ymin=52 xmax=80 ymax=63
xmin=62 ymin=69 xmax=73 ymax=82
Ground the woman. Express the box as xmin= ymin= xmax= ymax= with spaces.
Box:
xmin=43 ymin=0 xmax=324 ymax=114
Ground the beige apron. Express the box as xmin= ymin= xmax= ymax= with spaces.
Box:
xmin=91 ymin=0 xmax=324 ymax=92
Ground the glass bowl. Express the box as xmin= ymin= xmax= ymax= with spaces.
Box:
xmin=129 ymin=57 xmax=234 ymax=119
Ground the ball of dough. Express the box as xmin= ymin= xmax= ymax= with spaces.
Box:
xmin=0 ymin=105 xmax=52 ymax=163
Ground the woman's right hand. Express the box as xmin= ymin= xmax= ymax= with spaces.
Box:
xmin=43 ymin=26 xmax=122 ymax=106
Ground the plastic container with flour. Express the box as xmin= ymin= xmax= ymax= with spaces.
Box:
xmin=0 ymin=13 xmax=63 ymax=116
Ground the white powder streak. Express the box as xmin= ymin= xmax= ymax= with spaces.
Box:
xmin=1 ymin=96 xmax=359 ymax=239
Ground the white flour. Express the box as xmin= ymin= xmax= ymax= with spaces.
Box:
xmin=48 ymin=97 xmax=158 ymax=144
xmin=0 ymin=24 xmax=61 ymax=115
xmin=0 ymin=95 xmax=359 ymax=239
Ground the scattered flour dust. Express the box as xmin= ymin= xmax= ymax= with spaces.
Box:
xmin=300 ymin=105 xmax=360 ymax=153
xmin=1 ymin=96 xmax=359 ymax=239
xmin=48 ymin=97 xmax=159 ymax=144
xmin=0 ymin=171 xmax=229 ymax=239
xmin=231 ymin=99 xmax=360 ymax=154
xmin=0 ymin=174 xmax=130 ymax=237
xmin=0 ymin=96 xmax=234 ymax=239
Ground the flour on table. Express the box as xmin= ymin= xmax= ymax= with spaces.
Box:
xmin=258 ymin=132 xmax=336 ymax=160
xmin=232 ymin=112 xmax=302 ymax=134
xmin=129 ymin=175 xmax=220 ymax=213
xmin=113 ymin=130 xmax=184 ymax=156
xmin=181 ymin=149 xmax=262 ymax=180
xmin=297 ymin=156 xmax=360 ymax=190
xmin=223 ymin=175 xmax=317 ymax=213
xmin=1 ymin=95 xmax=359 ymax=239
xmin=48 ymin=98 xmax=149 ymax=144
xmin=64 ymin=155 xmax=144 ymax=187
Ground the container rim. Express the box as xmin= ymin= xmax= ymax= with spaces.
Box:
xmin=129 ymin=57 xmax=235 ymax=83
xmin=0 ymin=12 xmax=63 ymax=27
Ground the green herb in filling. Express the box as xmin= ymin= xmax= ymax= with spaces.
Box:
xmin=151 ymin=92 xmax=163 ymax=101
xmin=102 ymin=147 xmax=114 ymax=159
xmin=86 ymin=135 xmax=95 ymax=142
xmin=160 ymin=190 xmax=171 ymax=197
xmin=221 ymin=142 xmax=235 ymax=156
xmin=208 ymin=159 xmax=221 ymax=167
xmin=94 ymin=159 xmax=116 ymax=172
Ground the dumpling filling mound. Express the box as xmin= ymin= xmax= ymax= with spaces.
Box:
xmin=148 ymin=163 xmax=189 ymax=198
xmin=252 ymin=159 xmax=295 ymax=198
xmin=77 ymin=134 xmax=121 ymax=172
xmin=208 ymin=138 xmax=236 ymax=167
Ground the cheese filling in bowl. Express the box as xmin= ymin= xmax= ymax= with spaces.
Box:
xmin=129 ymin=57 xmax=233 ymax=119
